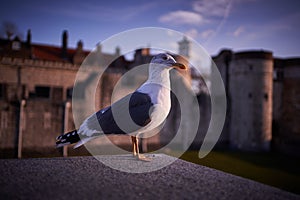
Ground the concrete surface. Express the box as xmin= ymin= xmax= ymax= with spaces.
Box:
xmin=0 ymin=154 xmax=299 ymax=200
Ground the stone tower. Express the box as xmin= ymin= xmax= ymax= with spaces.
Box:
xmin=178 ymin=36 xmax=190 ymax=58
xmin=229 ymin=51 xmax=273 ymax=151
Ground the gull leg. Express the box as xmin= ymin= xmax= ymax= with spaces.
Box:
xmin=131 ymin=136 xmax=137 ymax=157
xmin=136 ymin=135 xmax=152 ymax=162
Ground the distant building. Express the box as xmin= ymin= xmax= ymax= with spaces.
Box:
xmin=1 ymin=30 xmax=299 ymax=158
xmin=0 ymin=30 xmax=196 ymax=158
xmin=0 ymin=30 xmax=129 ymax=157
xmin=213 ymin=50 xmax=300 ymax=156
xmin=178 ymin=36 xmax=190 ymax=58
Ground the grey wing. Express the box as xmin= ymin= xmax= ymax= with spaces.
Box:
xmin=94 ymin=92 xmax=154 ymax=134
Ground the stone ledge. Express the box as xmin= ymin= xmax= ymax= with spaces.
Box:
xmin=0 ymin=154 xmax=298 ymax=200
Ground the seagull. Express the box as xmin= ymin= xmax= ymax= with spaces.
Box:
xmin=56 ymin=53 xmax=187 ymax=161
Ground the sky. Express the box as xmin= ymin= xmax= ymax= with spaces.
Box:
xmin=0 ymin=0 xmax=300 ymax=58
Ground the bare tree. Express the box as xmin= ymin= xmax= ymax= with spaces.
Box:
xmin=0 ymin=21 xmax=23 ymax=40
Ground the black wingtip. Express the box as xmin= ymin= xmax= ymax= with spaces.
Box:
xmin=55 ymin=130 xmax=80 ymax=148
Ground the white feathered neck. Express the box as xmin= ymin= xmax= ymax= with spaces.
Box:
xmin=142 ymin=63 xmax=171 ymax=90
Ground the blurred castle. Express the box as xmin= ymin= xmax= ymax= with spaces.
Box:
xmin=0 ymin=30 xmax=193 ymax=158
xmin=213 ymin=50 xmax=300 ymax=156
xmin=0 ymin=30 xmax=299 ymax=158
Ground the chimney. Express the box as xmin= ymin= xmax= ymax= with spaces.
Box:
xmin=61 ymin=30 xmax=68 ymax=59
xmin=73 ymin=40 xmax=84 ymax=65
xmin=96 ymin=43 xmax=102 ymax=53
xmin=76 ymin=40 xmax=83 ymax=52
xmin=26 ymin=29 xmax=31 ymax=46
xmin=115 ymin=46 xmax=120 ymax=57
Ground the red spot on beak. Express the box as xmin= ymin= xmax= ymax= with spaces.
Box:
xmin=173 ymin=63 xmax=187 ymax=70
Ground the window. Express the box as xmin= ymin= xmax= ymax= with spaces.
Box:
xmin=35 ymin=86 xmax=50 ymax=98
xmin=12 ymin=41 xmax=21 ymax=50
xmin=274 ymin=70 xmax=284 ymax=81
xmin=264 ymin=93 xmax=269 ymax=101
xmin=0 ymin=83 xmax=6 ymax=99
xmin=67 ymin=87 xmax=73 ymax=99
xmin=0 ymin=84 xmax=3 ymax=98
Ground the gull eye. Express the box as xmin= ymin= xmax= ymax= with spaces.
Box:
xmin=162 ymin=55 xmax=168 ymax=60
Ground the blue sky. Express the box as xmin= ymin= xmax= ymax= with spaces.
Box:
xmin=1 ymin=0 xmax=299 ymax=58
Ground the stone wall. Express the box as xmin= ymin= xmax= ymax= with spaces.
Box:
xmin=229 ymin=51 xmax=273 ymax=151
xmin=272 ymin=58 xmax=300 ymax=156
xmin=0 ymin=58 xmax=78 ymax=157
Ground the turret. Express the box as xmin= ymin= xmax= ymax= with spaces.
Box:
xmin=229 ymin=51 xmax=273 ymax=151
xmin=178 ymin=36 xmax=190 ymax=58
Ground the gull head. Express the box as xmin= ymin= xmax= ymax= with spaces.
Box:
xmin=150 ymin=53 xmax=187 ymax=70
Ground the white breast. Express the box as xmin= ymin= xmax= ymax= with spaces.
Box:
xmin=136 ymin=83 xmax=171 ymax=137
xmin=135 ymin=64 xmax=173 ymax=136
xmin=137 ymin=83 xmax=171 ymax=110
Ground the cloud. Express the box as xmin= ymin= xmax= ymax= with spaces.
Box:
xmin=158 ymin=0 xmax=232 ymax=26
xmin=233 ymin=26 xmax=245 ymax=37
xmin=185 ymin=29 xmax=199 ymax=39
xmin=159 ymin=10 xmax=205 ymax=25
xmin=158 ymin=0 xmax=233 ymax=34
xmin=184 ymin=29 xmax=216 ymax=40
xmin=192 ymin=0 xmax=232 ymax=18
xmin=200 ymin=29 xmax=215 ymax=39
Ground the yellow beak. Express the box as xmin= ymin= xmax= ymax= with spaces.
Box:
xmin=173 ymin=63 xmax=187 ymax=70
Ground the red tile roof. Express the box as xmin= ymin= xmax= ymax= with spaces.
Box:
xmin=32 ymin=44 xmax=90 ymax=62
xmin=0 ymin=38 xmax=92 ymax=63
xmin=0 ymin=38 xmax=149 ymax=69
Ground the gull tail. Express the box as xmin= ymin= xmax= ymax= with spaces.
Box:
xmin=73 ymin=136 xmax=98 ymax=149
xmin=56 ymin=130 xmax=80 ymax=148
